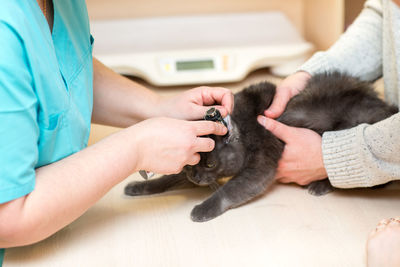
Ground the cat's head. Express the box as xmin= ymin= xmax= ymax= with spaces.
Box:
xmin=184 ymin=119 xmax=245 ymax=186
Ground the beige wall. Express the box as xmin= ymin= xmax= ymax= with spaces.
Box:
xmin=345 ymin=0 xmax=366 ymax=28
xmin=87 ymin=0 xmax=357 ymax=51
xmin=86 ymin=0 xmax=365 ymax=51
xmin=86 ymin=0 xmax=305 ymax=34
xmin=303 ymin=0 xmax=345 ymax=51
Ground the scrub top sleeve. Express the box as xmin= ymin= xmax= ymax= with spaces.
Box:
xmin=0 ymin=22 xmax=39 ymax=204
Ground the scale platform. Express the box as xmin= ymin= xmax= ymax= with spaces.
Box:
xmin=91 ymin=12 xmax=313 ymax=86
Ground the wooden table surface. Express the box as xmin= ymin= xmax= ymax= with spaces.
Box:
xmin=4 ymin=69 xmax=396 ymax=267
xmin=5 ymin=174 xmax=400 ymax=267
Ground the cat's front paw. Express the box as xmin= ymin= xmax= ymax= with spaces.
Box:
xmin=124 ymin=181 xmax=148 ymax=196
xmin=190 ymin=200 xmax=224 ymax=222
xmin=307 ymin=179 xmax=333 ymax=196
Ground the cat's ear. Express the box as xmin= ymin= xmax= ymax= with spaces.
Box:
xmin=224 ymin=118 xmax=240 ymax=144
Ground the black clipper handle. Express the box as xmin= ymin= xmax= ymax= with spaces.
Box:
xmin=204 ymin=107 xmax=227 ymax=127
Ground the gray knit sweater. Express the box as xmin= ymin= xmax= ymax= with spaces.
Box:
xmin=299 ymin=0 xmax=400 ymax=188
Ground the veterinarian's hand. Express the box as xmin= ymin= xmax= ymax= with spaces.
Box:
xmin=158 ymin=86 xmax=234 ymax=120
xmin=257 ymin=115 xmax=328 ymax=185
xmin=132 ymin=117 xmax=227 ymax=174
xmin=264 ymin=71 xmax=311 ymax=118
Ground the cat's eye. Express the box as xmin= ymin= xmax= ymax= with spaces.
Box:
xmin=206 ymin=161 xmax=216 ymax=168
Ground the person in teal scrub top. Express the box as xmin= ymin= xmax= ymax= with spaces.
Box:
xmin=0 ymin=0 xmax=233 ymax=263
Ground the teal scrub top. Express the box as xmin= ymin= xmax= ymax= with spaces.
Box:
xmin=0 ymin=0 xmax=93 ymax=263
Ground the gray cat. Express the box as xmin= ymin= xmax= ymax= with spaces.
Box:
xmin=124 ymin=72 xmax=398 ymax=222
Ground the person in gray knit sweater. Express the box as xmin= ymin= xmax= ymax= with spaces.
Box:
xmin=257 ymin=0 xmax=400 ymax=266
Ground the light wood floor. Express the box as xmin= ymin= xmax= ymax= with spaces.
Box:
xmin=4 ymin=70 xmax=397 ymax=267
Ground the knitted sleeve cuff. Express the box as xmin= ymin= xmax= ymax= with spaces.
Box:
xmin=321 ymin=126 xmax=371 ymax=188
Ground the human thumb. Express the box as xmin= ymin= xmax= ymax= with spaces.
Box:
xmin=257 ymin=115 xmax=291 ymax=142
xmin=264 ymin=91 xmax=289 ymax=119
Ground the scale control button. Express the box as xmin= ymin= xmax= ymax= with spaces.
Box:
xmin=164 ymin=63 xmax=171 ymax=72
xmin=223 ymin=55 xmax=229 ymax=71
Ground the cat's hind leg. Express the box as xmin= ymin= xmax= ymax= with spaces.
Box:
xmin=124 ymin=172 xmax=194 ymax=196
xmin=190 ymin=167 xmax=275 ymax=222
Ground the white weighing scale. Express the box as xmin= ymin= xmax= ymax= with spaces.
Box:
xmin=91 ymin=12 xmax=313 ymax=86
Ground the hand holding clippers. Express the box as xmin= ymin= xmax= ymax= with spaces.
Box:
xmin=139 ymin=108 xmax=231 ymax=180
xmin=204 ymin=107 xmax=232 ymax=133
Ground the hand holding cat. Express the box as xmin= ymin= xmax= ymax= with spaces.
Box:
xmin=158 ymin=86 xmax=234 ymax=120
xmin=264 ymin=71 xmax=311 ymax=118
xmin=131 ymin=117 xmax=227 ymax=175
xmin=257 ymin=116 xmax=328 ymax=185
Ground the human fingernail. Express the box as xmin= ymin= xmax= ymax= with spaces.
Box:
xmin=219 ymin=108 xmax=227 ymax=117
xmin=257 ymin=115 xmax=267 ymax=126
xmin=220 ymin=124 xmax=227 ymax=133
xmin=216 ymin=123 xmax=228 ymax=135
xmin=267 ymin=108 xmax=277 ymax=116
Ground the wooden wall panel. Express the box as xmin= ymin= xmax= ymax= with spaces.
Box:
xmin=303 ymin=0 xmax=344 ymax=51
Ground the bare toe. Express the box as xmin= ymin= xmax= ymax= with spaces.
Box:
xmin=367 ymin=217 xmax=400 ymax=267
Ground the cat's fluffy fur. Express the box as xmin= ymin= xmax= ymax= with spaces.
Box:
xmin=125 ymin=72 xmax=398 ymax=222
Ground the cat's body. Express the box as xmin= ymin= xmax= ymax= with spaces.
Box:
xmin=125 ymin=72 xmax=398 ymax=222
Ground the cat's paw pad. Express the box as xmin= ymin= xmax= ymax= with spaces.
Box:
xmin=124 ymin=181 xmax=148 ymax=196
xmin=190 ymin=202 xmax=224 ymax=222
xmin=307 ymin=180 xmax=333 ymax=196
